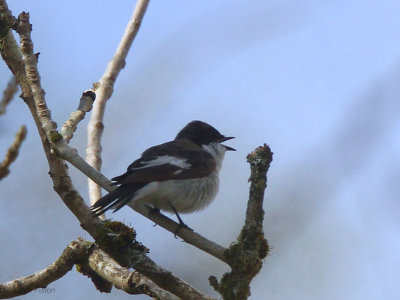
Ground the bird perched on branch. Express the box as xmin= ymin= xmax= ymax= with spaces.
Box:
xmin=91 ymin=120 xmax=235 ymax=227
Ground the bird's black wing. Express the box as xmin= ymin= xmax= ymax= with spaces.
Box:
xmin=90 ymin=183 xmax=146 ymax=217
xmin=90 ymin=140 xmax=216 ymax=216
xmin=112 ymin=140 xmax=216 ymax=184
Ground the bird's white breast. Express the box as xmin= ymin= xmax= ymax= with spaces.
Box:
xmin=132 ymin=173 xmax=220 ymax=214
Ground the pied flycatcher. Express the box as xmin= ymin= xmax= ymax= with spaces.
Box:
xmin=91 ymin=120 xmax=235 ymax=225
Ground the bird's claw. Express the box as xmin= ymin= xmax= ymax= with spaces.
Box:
xmin=173 ymin=222 xmax=193 ymax=238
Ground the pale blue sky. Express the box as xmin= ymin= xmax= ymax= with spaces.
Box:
xmin=1 ymin=1 xmax=399 ymax=299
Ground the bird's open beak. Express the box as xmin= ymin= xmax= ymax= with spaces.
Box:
xmin=221 ymin=136 xmax=236 ymax=151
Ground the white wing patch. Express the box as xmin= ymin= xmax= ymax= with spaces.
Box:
xmin=130 ymin=155 xmax=191 ymax=170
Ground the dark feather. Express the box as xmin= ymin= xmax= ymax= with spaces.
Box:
xmin=114 ymin=140 xmax=216 ymax=184
xmin=90 ymin=183 xmax=146 ymax=217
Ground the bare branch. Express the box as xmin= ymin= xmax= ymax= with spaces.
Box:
xmin=0 ymin=239 xmax=181 ymax=300
xmin=16 ymin=12 xmax=54 ymax=134
xmin=244 ymin=144 xmax=272 ymax=230
xmin=79 ymin=240 xmax=184 ymax=299
xmin=0 ymin=0 xmax=16 ymax=28
xmin=116 ymin=247 xmax=216 ymax=300
xmin=87 ymin=246 xmax=180 ymax=300
xmin=60 ymin=90 xmax=96 ymax=143
xmin=0 ymin=125 xmax=27 ymax=180
xmin=87 ymin=0 xmax=150 ymax=207
xmin=128 ymin=202 xmax=228 ymax=263
xmin=0 ymin=239 xmax=91 ymax=299
xmin=212 ymin=144 xmax=273 ymax=300
xmin=0 ymin=22 xmax=32 ymax=102
xmin=0 ymin=76 xmax=18 ymax=115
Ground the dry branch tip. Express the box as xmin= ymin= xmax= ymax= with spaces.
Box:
xmin=212 ymin=144 xmax=273 ymax=300
xmin=78 ymin=90 xmax=96 ymax=112
xmin=0 ymin=125 xmax=27 ymax=180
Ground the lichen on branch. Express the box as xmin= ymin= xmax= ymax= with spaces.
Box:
xmin=211 ymin=144 xmax=273 ymax=300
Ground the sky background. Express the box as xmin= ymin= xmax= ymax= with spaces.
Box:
xmin=1 ymin=1 xmax=400 ymax=299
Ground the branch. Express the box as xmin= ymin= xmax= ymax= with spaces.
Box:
xmin=0 ymin=239 xmax=181 ymax=300
xmin=115 ymin=247 xmax=216 ymax=300
xmin=0 ymin=76 xmax=18 ymax=115
xmin=129 ymin=203 xmax=228 ymax=263
xmin=60 ymin=90 xmax=96 ymax=143
xmin=244 ymin=144 xmax=273 ymax=232
xmin=0 ymin=239 xmax=90 ymax=299
xmin=86 ymin=0 xmax=150 ymax=207
xmin=0 ymin=0 xmax=16 ymax=28
xmin=88 ymin=237 xmax=215 ymax=300
xmin=211 ymin=144 xmax=273 ymax=300
xmin=0 ymin=125 xmax=27 ymax=180
xmin=0 ymin=6 xmax=32 ymax=103
xmin=16 ymin=12 xmax=54 ymax=134
xmin=87 ymin=246 xmax=180 ymax=300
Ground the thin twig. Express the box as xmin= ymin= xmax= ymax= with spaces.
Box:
xmin=86 ymin=0 xmax=150 ymax=207
xmin=60 ymin=90 xmax=96 ymax=143
xmin=0 ymin=76 xmax=18 ymax=115
xmin=0 ymin=125 xmax=27 ymax=180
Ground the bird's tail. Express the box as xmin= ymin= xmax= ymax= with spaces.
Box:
xmin=90 ymin=184 xmax=145 ymax=217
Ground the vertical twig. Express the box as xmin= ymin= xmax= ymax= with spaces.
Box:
xmin=0 ymin=125 xmax=27 ymax=180
xmin=211 ymin=144 xmax=273 ymax=300
xmin=86 ymin=0 xmax=150 ymax=209
xmin=60 ymin=91 xmax=96 ymax=143
xmin=0 ymin=76 xmax=18 ymax=115
xmin=16 ymin=12 xmax=55 ymax=134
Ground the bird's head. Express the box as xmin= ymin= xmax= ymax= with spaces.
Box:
xmin=175 ymin=120 xmax=236 ymax=152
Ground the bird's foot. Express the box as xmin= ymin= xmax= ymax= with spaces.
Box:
xmin=173 ymin=221 xmax=193 ymax=238
xmin=149 ymin=206 xmax=160 ymax=227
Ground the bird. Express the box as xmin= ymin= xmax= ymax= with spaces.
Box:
xmin=90 ymin=120 xmax=235 ymax=227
